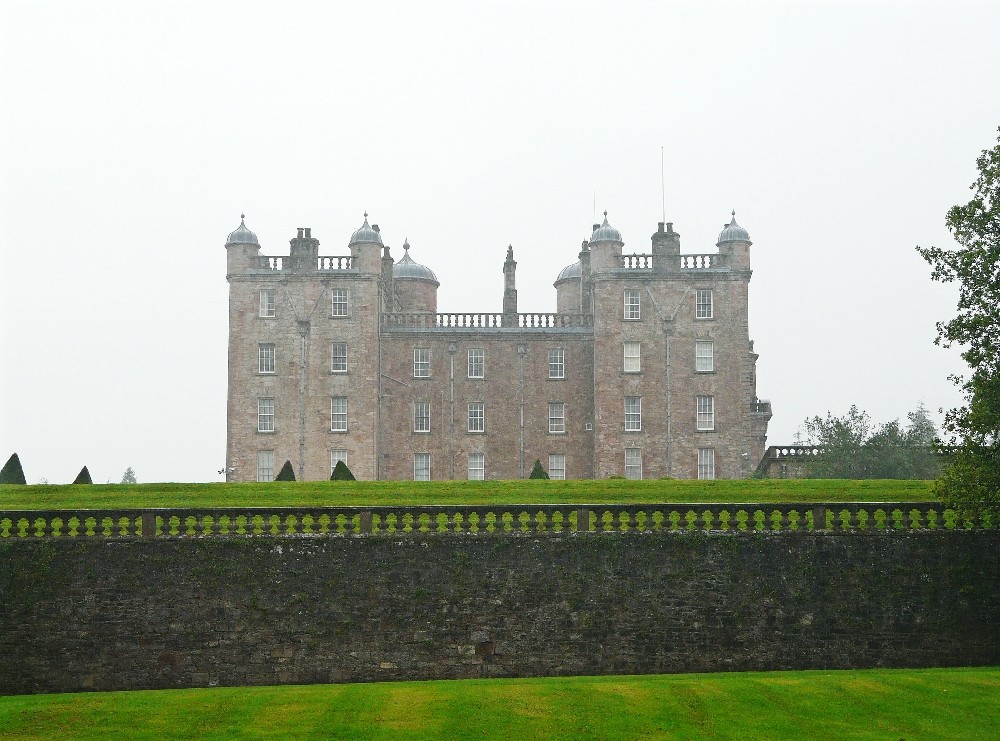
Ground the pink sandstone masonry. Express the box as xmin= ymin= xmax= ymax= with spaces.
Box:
xmin=225 ymin=213 xmax=772 ymax=481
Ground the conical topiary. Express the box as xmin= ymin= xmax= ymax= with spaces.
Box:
xmin=0 ymin=453 xmax=26 ymax=484
xmin=528 ymin=459 xmax=549 ymax=479
xmin=330 ymin=460 xmax=356 ymax=481
xmin=72 ymin=466 xmax=93 ymax=484
xmin=275 ymin=460 xmax=296 ymax=481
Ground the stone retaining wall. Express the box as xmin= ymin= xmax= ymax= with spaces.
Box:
xmin=1 ymin=531 xmax=997 ymax=694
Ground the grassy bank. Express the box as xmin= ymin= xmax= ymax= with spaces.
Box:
xmin=0 ymin=667 xmax=994 ymax=740
xmin=0 ymin=478 xmax=935 ymax=510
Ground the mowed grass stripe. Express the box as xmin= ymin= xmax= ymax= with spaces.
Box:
xmin=0 ymin=668 xmax=996 ymax=740
xmin=0 ymin=478 xmax=935 ymax=510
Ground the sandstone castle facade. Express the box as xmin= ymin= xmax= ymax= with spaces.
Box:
xmin=225 ymin=210 xmax=771 ymax=481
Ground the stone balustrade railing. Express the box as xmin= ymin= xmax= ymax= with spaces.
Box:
xmin=764 ymin=445 xmax=825 ymax=459
xmin=680 ymin=254 xmax=720 ymax=269
xmin=0 ymin=502 xmax=989 ymax=540
xmin=317 ymin=256 xmax=353 ymax=270
xmin=254 ymin=256 xmax=284 ymax=270
xmin=381 ymin=313 xmax=594 ymax=329
xmin=621 ymin=254 xmax=653 ymax=269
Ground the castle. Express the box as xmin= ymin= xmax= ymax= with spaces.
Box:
xmin=225 ymin=210 xmax=771 ymax=481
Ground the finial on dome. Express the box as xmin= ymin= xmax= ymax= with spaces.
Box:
xmin=731 ymin=210 xmax=736 ymax=219
xmin=364 ymin=211 xmax=368 ymax=219
xmin=241 ymin=212 xmax=245 ymax=220
xmin=603 ymin=210 xmax=608 ymax=218
xmin=403 ymin=237 xmax=410 ymax=251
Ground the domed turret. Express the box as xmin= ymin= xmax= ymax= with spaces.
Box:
xmin=555 ymin=260 xmax=582 ymax=284
xmin=590 ymin=211 xmax=622 ymax=244
xmin=393 ymin=240 xmax=439 ymax=282
xmin=717 ymin=211 xmax=751 ymax=245
xmin=392 ymin=240 xmax=439 ymax=312
xmin=349 ymin=212 xmax=384 ymax=246
xmin=226 ymin=214 xmax=259 ymax=245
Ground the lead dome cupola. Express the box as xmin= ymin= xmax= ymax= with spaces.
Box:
xmin=393 ymin=240 xmax=438 ymax=282
xmin=717 ymin=212 xmax=751 ymax=244
xmin=349 ymin=212 xmax=384 ymax=246
xmin=226 ymin=214 xmax=259 ymax=245
xmin=555 ymin=260 xmax=582 ymax=283
xmin=590 ymin=211 xmax=622 ymax=244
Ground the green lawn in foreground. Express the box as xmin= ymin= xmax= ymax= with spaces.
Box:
xmin=0 ymin=478 xmax=934 ymax=510
xmin=0 ymin=667 xmax=994 ymax=740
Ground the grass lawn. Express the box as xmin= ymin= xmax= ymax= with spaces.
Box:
xmin=0 ymin=667 xmax=995 ymax=740
xmin=0 ymin=479 xmax=935 ymax=510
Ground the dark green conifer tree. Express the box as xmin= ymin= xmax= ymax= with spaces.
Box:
xmin=0 ymin=453 xmax=26 ymax=484
xmin=528 ymin=459 xmax=549 ymax=479
xmin=72 ymin=466 xmax=92 ymax=484
xmin=275 ymin=460 xmax=296 ymax=481
xmin=330 ymin=460 xmax=356 ymax=481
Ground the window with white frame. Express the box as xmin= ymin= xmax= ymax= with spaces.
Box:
xmin=695 ymin=341 xmax=714 ymax=372
xmin=625 ymin=448 xmax=642 ymax=480
xmin=548 ymin=402 xmax=566 ymax=433
xmin=259 ymin=343 xmax=275 ymax=374
xmin=331 ymin=342 xmax=347 ymax=373
xmin=331 ymin=288 xmax=349 ymax=317
xmin=413 ymin=401 xmax=430 ymax=433
xmin=696 ymin=395 xmax=715 ymax=431
xmin=413 ymin=348 xmax=430 ymax=378
xmin=696 ymin=289 xmax=713 ymax=319
xmin=548 ymin=348 xmax=565 ymax=379
xmin=468 ymin=402 xmax=485 ymax=433
xmin=330 ymin=449 xmax=348 ymax=475
xmin=468 ymin=348 xmax=484 ymax=379
xmin=625 ymin=396 xmax=642 ymax=431
xmin=256 ymin=450 xmax=275 ymax=482
xmin=468 ymin=453 xmax=485 ymax=480
xmin=697 ymin=448 xmax=716 ymax=480
xmin=624 ymin=341 xmax=641 ymax=373
xmin=548 ymin=454 xmax=566 ymax=480
xmin=257 ymin=397 xmax=274 ymax=432
xmin=624 ymin=289 xmax=641 ymax=320
xmin=414 ymin=452 xmax=430 ymax=481
xmin=330 ymin=396 xmax=347 ymax=432
xmin=259 ymin=289 xmax=275 ymax=318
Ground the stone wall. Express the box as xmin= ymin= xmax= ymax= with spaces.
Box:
xmin=1 ymin=532 xmax=997 ymax=694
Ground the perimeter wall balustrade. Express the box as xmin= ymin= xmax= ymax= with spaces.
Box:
xmin=0 ymin=502 xmax=990 ymax=540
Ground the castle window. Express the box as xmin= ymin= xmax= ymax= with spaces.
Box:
xmin=259 ymin=343 xmax=275 ymax=374
xmin=331 ymin=342 xmax=347 ymax=373
xmin=548 ymin=348 xmax=565 ymax=379
xmin=625 ymin=396 xmax=642 ymax=431
xmin=331 ymin=396 xmax=347 ymax=432
xmin=624 ymin=341 xmax=641 ymax=373
xmin=548 ymin=454 xmax=566 ymax=480
xmin=259 ymin=289 xmax=275 ymax=318
xmin=330 ymin=449 xmax=347 ymax=475
xmin=414 ymin=453 xmax=431 ymax=481
xmin=468 ymin=402 xmax=485 ymax=433
xmin=548 ymin=402 xmax=566 ymax=434
xmin=256 ymin=450 xmax=274 ymax=482
xmin=696 ymin=395 xmax=715 ymax=430
xmin=468 ymin=348 xmax=484 ymax=379
xmin=696 ymin=289 xmax=713 ymax=319
xmin=697 ymin=448 xmax=716 ymax=479
xmin=625 ymin=448 xmax=642 ymax=480
xmin=414 ymin=401 xmax=430 ymax=433
xmin=696 ymin=341 xmax=714 ymax=372
xmin=468 ymin=453 xmax=485 ymax=480
xmin=331 ymin=289 xmax=349 ymax=317
xmin=257 ymin=398 xmax=274 ymax=433
xmin=624 ymin=290 xmax=641 ymax=320
xmin=413 ymin=348 xmax=430 ymax=378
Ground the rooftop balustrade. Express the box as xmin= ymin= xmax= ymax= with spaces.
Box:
xmin=381 ymin=313 xmax=594 ymax=330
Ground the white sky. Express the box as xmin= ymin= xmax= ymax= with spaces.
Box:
xmin=2 ymin=0 xmax=997 ymax=483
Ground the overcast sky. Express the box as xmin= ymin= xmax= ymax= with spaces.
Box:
xmin=2 ymin=1 xmax=998 ymax=483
